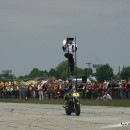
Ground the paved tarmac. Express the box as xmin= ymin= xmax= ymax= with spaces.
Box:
xmin=0 ymin=102 xmax=130 ymax=130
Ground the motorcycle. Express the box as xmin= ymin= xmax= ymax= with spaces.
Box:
xmin=64 ymin=91 xmax=81 ymax=116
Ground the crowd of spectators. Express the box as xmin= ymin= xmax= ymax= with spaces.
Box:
xmin=0 ymin=79 xmax=130 ymax=100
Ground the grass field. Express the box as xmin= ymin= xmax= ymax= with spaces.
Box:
xmin=0 ymin=98 xmax=130 ymax=107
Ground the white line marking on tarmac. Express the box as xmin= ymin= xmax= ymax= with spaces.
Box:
xmin=102 ymin=122 xmax=130 ymax=129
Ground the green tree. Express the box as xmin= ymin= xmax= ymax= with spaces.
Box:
xmin=29 ymin=68 xmax=48 ymax=78
xmin=56 ymin=60 xmax=68 ymax=80
xmin=121 ymin=66 xmax=130 ymax=80
xmin=0 ymin=74 xmax=3 ymax=81
xmin=84 ymin=68 xmax=93 ymax=77
xmin=56 ymin=60 xmax=85 ymax=80
xmin=18 ymin=76 xmax=24 ymax=80
xmin=1 ymin=69 xmax=15 ymax=81
xmin=42 ymin=70 xmax=48 ymax=79
xmin=29 ymin=68 xmax=40 ymax=78
xmin=48 ymin=68 xmax=58 ymax=78
xmin=76 ymin=67 xmax=84 ymax=76
xmin=96 ymin=64 xmax=113 ymax=82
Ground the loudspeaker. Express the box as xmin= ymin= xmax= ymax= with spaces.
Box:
xmin=82 ymin=76 xmax=87 ymax=83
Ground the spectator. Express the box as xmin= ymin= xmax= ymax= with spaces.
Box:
xmin=102 ymin=91 xmax=112 ymax=100
xmin=43 ymin=83 xmax=48 ymax=99
xmin=127 ymin=81 xmax=130 ymax=99
xmin=38 ymin=83 xmax=44 ymax=100
xmin=97 ymin=91 xmax=112 ymax=101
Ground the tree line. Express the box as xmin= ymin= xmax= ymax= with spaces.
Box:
xmin=1 ymin=61 xmax=130 ymax=82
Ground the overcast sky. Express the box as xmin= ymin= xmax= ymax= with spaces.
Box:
xmin=0 ymin=0 xmax=130 ymax=76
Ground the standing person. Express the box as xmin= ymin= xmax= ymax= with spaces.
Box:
xmin=38 ymin=83 xmax=44 ymax=100
xmin=43 ymin=83 xmax=48 ymax=99
xmin=127 ymin=80 xmax=130 ymax=99
xmin=62 ymin=37 xmax=77 ymax=75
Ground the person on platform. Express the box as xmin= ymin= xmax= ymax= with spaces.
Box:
xmin=62 ymin=37 xmax=77 ymax=75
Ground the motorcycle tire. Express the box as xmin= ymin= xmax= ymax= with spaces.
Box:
xmin=65 ymin=108 xmax=71 ymax=115
xmin=75 ymin=104 xmax=80 ymax=116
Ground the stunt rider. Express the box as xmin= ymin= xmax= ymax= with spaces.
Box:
xmin=62 ymin=37 xmax=77 ymax=75
xmin=64 ymin=88 xmax=77 ymax=108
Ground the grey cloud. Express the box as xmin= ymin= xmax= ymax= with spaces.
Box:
xmin=0 ymin=0 xmax=130 ymax=75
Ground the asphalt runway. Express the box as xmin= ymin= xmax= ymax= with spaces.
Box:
xmin=0 ymin=102 xmax=130 ymax=130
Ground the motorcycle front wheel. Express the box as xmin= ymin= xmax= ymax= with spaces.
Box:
xmin=65 ymin=108 xmax=71 ymax=115
xmin=75 ymin=104 xmax=80 ymax=116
